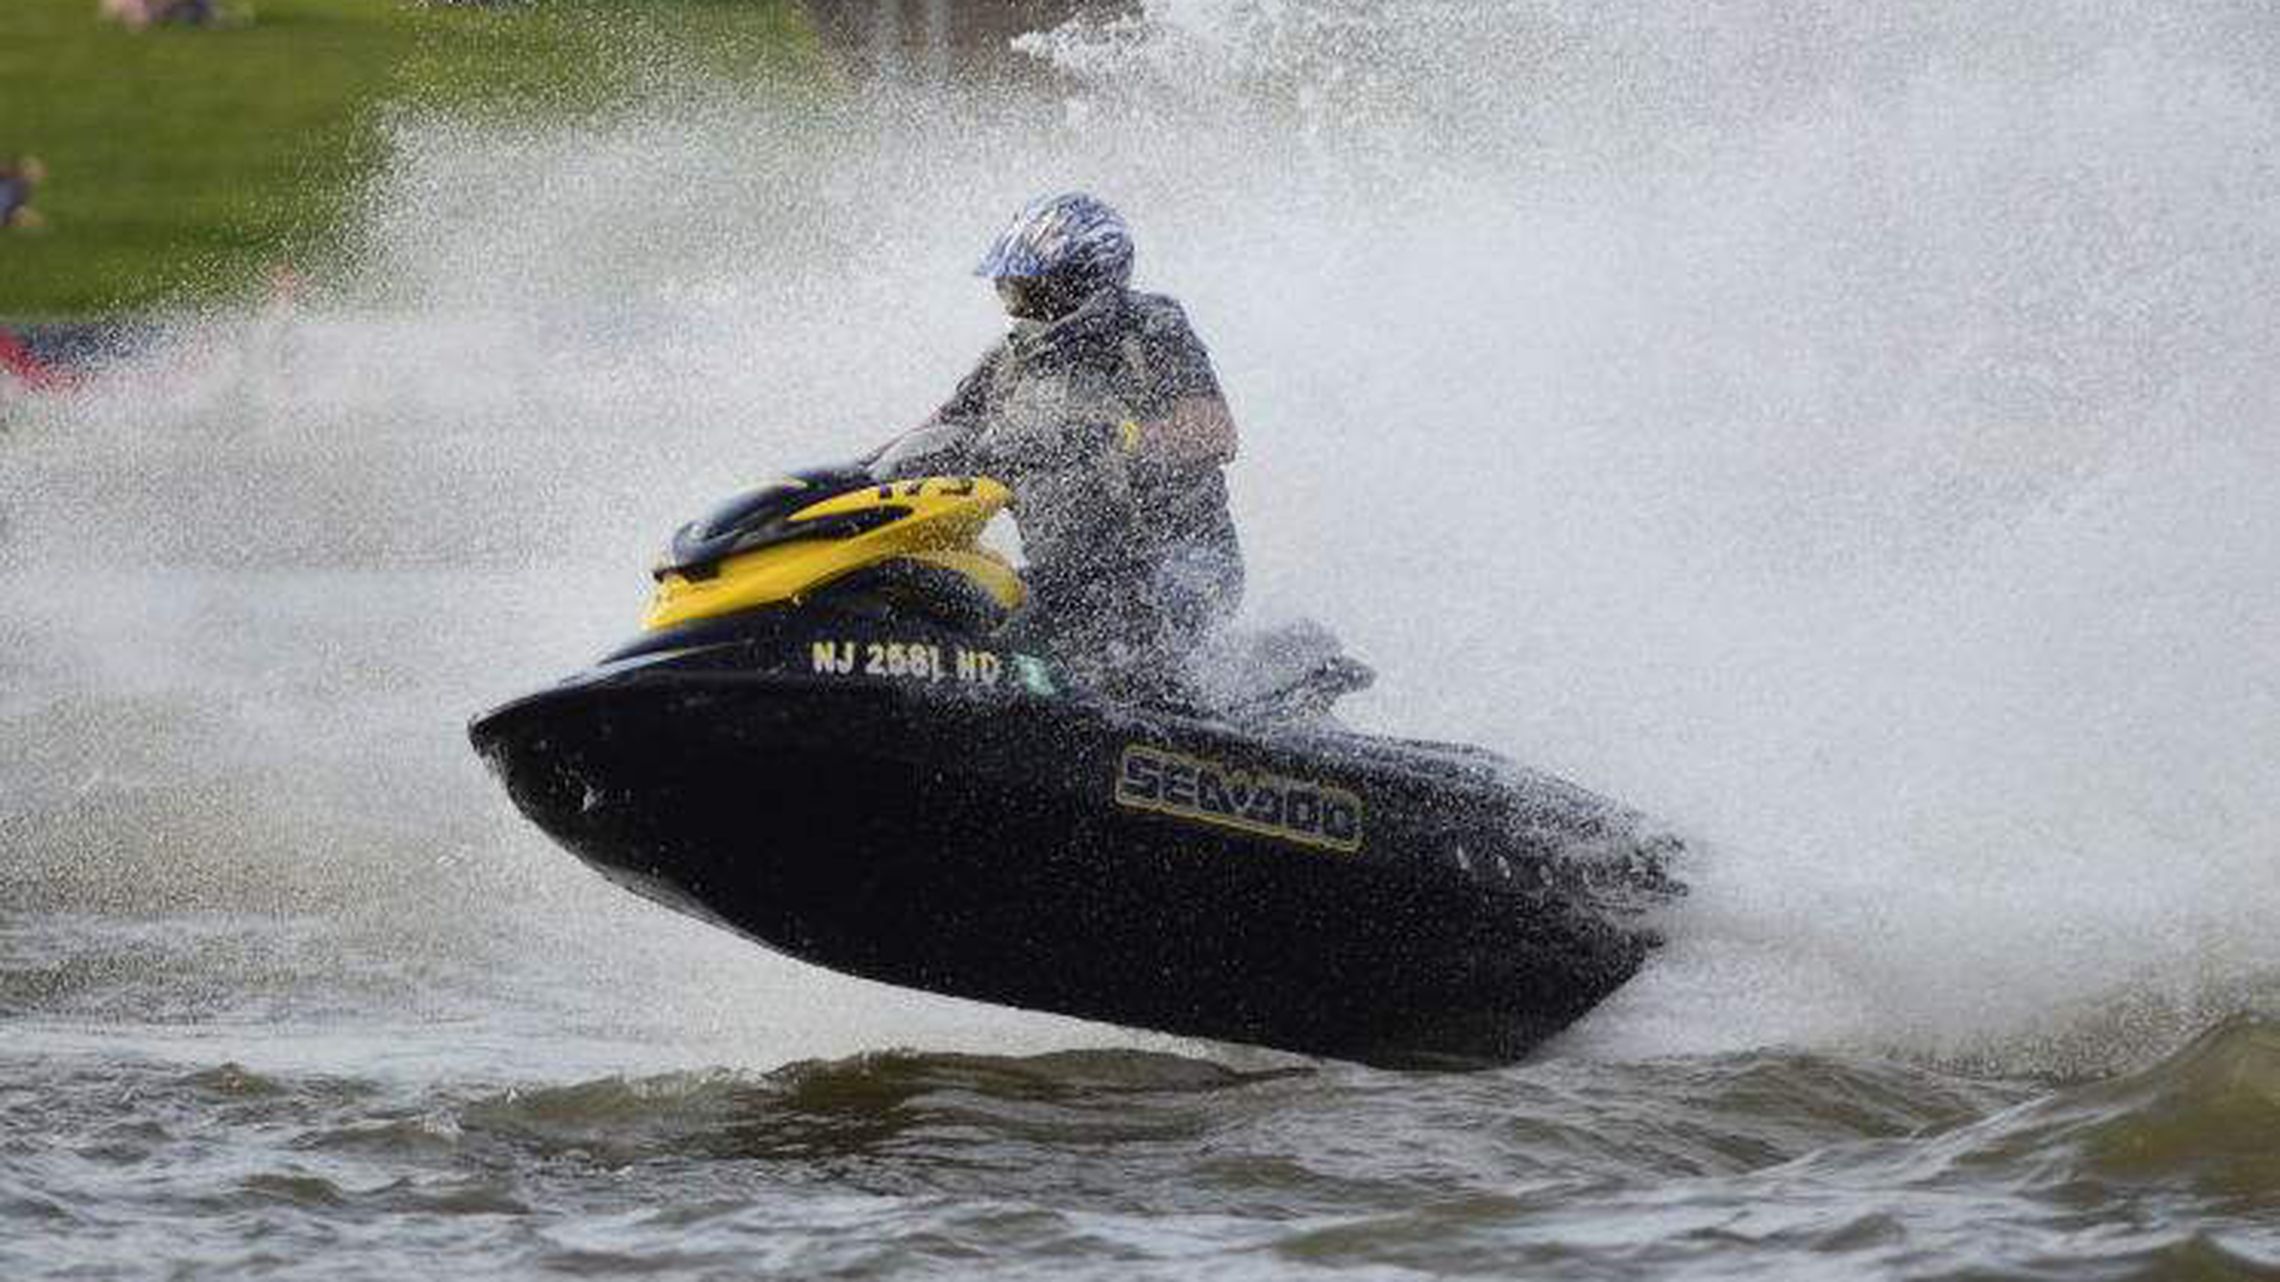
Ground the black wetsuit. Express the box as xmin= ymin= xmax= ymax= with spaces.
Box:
xmin=911 ymin=287 xmax=1244 ymax=688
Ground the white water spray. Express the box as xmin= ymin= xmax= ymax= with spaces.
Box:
xmin=4 ymin=1 xmax=2275 ymax=1072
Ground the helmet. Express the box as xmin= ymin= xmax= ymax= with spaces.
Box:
xmin=975 ymin=191 xmax=1133 ymax=319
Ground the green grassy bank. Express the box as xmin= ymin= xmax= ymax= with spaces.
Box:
xmin=0 ymin=0 xmax=820 ymax=320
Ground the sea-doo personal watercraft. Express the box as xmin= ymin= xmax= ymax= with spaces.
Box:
xmin=470 ymin=467 xmax=1683 ymax=1068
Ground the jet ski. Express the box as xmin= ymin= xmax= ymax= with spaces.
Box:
xmin=469 ymin=465 xmax=1683 ymax=1068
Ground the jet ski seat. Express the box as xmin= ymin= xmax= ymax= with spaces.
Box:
xmin=1188 ymin=619 xmax=1376 ymax=725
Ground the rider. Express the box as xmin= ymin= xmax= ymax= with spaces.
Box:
xmin=871 ymin=192 xmax=1244 ymax=698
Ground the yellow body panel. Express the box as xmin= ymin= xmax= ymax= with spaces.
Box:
xmin=642 ymin=476 xmax=1020 ymax=631
xmin=898 ymin=548 xmax=1027 ymax=612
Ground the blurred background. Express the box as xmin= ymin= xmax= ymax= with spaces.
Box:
xmin=0 ymin=0 xmax=1108 ymax=339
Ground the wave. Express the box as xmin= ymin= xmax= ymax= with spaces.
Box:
xmin=6 ymin=1013 xmax=2273 ymax=1279
xmin=1943 ymin=1013 xmax=2280 ymax=1197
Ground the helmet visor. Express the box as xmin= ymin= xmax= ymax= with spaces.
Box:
xmin=994 ymin=276 xmax=1060 ymax=321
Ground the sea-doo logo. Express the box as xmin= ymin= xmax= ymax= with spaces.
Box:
xmin=1114 ymin=744 xmax=1364 ymax=853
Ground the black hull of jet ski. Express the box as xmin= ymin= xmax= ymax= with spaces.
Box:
xmin=470 ymin=623 xmax=1678 ymax=1069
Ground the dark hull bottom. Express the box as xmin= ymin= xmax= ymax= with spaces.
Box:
xmin=473 ymin=667 xmax=1660 ymax=1069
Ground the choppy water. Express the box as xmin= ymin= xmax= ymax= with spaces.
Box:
xmin=7 ymin=962 xmax=2279 ymax=1278
xmin=6 ymin=1 xmax=2280 ymax=1277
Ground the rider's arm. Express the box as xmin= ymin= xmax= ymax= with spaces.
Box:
xmin=1126 ymin=299 xmax=1237 ymax=471
xmin=865 ymin=344 xmax=1004 ymax=479
xmin=1143 ymin=393 xmax=1237 ymax=468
